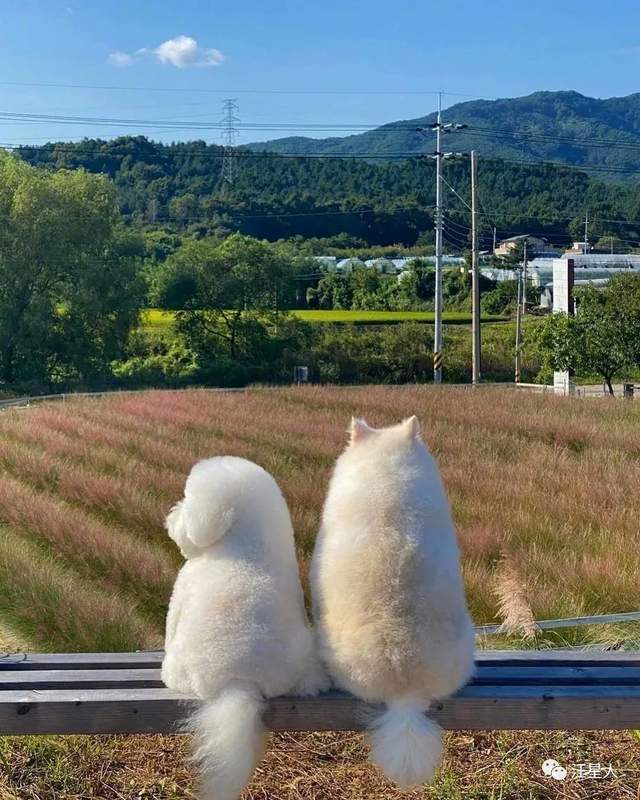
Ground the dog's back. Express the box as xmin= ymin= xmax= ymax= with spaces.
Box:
xmin=311 ymin=417 xmax=474 ymax=787
xmin=162 ymin=456 xmax=323 ymax=800
xmin=162 ymin=456 xmax=314 ymax=699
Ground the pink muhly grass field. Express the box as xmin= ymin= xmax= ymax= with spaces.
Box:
xmin=0 ymin=385 xmax=639 ymax=652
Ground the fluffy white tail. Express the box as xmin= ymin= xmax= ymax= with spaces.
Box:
xmin=367 ymin=701 xmax=443 ymax=788
xmin=187 ymin=682 xmax=268 ymax=800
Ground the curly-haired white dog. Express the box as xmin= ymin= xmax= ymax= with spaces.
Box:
xmin=311 ymin=417 xmax=474 ymax=788
xmin=162 ymin=456 xmax=326 ymax=800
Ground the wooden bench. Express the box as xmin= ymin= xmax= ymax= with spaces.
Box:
xmin=2 ymin=650 xmax=640 ymax=736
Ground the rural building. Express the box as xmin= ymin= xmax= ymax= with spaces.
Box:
xmin=539 ymin=254 xmax=640 ymax=307
xmin=364 ymin=258 xmax=397 ymax=273
xmin=314 ymin=254 xmax=466 ymax=277
xmin=564 ymin=241 xmax=591 ymax=255
xmin=482 ymin=254 xmax=640 ymax=309
xmin=495 ymin=234 xmax=559 ymax=258
xmin=336 ymin=257 xmax=366 ymax=273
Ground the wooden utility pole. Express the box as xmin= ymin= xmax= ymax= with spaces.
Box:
xmin=470 ymin=150 xmax=481 ymax=385
xmin=584 ymin=209 xmax=589 ymax=254
xmin=521 ymin=239 xmax=528 ymax=315
xmin=515 ymin=269 xmax=522 ymax=383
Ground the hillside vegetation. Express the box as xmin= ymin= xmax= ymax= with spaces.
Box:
xmin=248 ymin=90 xmax=640 ymax=175
xmin=14 ymin=134 xmax=640 ymax=246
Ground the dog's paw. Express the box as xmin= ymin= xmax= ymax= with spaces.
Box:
xmin=292 ymin=660 xmax=331 ymax=696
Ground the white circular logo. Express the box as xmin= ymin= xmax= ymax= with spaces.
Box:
xmin=551 ymin=765 xmax=567 ymax=781
xmin=542 ymin=759 xmax=559 ymax=776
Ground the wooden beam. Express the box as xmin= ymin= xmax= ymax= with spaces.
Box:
xmin=2 ymin=684 xmax=640 ymax=736
xmin=0 ymin=669 xmax=164 ymax=689
xmin=0 ymin=652 xmax=162 ymax=671
xmin=3 ymin=650 xmax=640 ymax=671
xmin=4 ymin=665 xmax=640 ymax=689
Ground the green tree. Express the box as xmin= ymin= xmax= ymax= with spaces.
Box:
xmin=314 ymin=273 xmax=354 ymax=310
xmin=481 ymin=280 xmax=518 ymax=315
xmin=0 ymin=153 xmax=145 ymax=387
xmin=537 ymin=273 xmax=640 ymax=394
xmin=173 ymin=233 xmax=294 ymax=361
xmin=400 ymin=259 xmax=435 ymax=304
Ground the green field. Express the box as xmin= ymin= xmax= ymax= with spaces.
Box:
xmin=293 ymin=310 xmax=509 ymax=324
xmin=141 ymin=308 xmax=509 ymax=333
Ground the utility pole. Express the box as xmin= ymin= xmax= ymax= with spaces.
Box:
xmin=221 ymin=99 xmax=240 ymax=185
xmin=417 ymin=93 xmax=467 ymax=384
xmin=521 ymin=239 xmax=528 ymax=315
xmin=470 ymin=150 xmax=481 ymax=385
xmin=492 ymin=226 xmax=497 ymax=256
xmin=433 ymin=92 xmax=444 ymax=384
xmin=514 ymin=268 xmax=522 ymax=383
xmin=583 ymin=209 xmax=589 ymax=254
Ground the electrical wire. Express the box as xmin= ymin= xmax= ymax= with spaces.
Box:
xmin=0 ymin=81 xmax=485 ymax=98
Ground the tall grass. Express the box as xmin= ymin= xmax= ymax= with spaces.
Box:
xmin=0 ymin=526 xmax=158 ymax=651
xmin=1 ymin=385 xmax=639 ymax=651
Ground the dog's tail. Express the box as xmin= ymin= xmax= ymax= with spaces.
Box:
xmin=187 ymin=681 xmax=268 ymax=800
xmin=367 ymin=699 xmax=443 ymax=788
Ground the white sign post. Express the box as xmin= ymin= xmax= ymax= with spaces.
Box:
xmin=552 ymin=258 xmax=576 ymax=396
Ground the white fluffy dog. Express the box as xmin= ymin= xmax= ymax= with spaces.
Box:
xmin=311 ymin=417 xmax=474 ymax=788
xmin=162 ymin=456 xmax=326 ymax=800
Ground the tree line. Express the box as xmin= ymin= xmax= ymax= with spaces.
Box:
xmin=15 ymin=136 xmax=640 ymax=248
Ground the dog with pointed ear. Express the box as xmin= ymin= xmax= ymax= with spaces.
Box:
xmin=311 ymin=416 xmax=474 ymax=790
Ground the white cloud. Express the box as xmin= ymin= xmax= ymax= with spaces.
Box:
xmin=152 ymin=35 xmax=224 ymax=68
xmin=108 ymin=50 xmax=134 ymax=68
xmin=108 ymin=36 xmax=224 ymax=69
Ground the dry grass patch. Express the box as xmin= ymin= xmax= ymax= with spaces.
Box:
xmin=0 ymin=730 xmax=639 ymax=800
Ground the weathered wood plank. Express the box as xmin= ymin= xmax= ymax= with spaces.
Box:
xmin=475 ymin=650 xmax=640 ymax=665
xmin=2 ymin=685 xmax=640 ymax=735
xmin=0 ymin=652 xmax=162 ymax=671
xmin=3 ymin=650 xmax=640 ymax=671
xmin=4 ymin=665 xmax=640 ymax=690
xmin=0 ymin=669 xmax=164 ymax=689
xmin=472 ymin=666 xmax=640 ymax=685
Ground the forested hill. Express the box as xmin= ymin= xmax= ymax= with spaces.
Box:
xmin=246 ymin=91 xmax=640 ymax=177
xmin=13 ymin=135 xmax=640 ymax=247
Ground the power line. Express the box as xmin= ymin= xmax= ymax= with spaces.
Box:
xmin=440 ymin=176 xmax=472 ymax=211
xmin=8 ymin=111 xmax=640 ymax=149
xmin=442 ymin=215 xmax=472 ymax=233
xmin=0 ymin=81 xmax=485 ymax=97
xmin=0 ymin=143 xmax=429 ymax=161
xmin=0 ymin=205 xmax=438 ymax=223
xmin=3 ymin=146 xmax=640 ymax=229
xmin=466 ymin=124 xmax=640 ymax=150
xmin=7 ymin=108 xmax=640 ymax=160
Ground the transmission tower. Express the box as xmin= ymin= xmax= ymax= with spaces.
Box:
xmin=220 ymin=99 xmax=240 ymax=185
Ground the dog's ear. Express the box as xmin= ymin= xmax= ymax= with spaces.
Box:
xmin=183 ymin=501 xmax=234 ymax=548
xmin=349 ymin=417 xmax=375 ymax=444
xmin=403 ymin=415 xmax=421 ymax=439
xmin=165 ymin=500 xmax=196 ymax=557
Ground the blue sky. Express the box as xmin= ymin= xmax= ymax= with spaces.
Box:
xmin=2 ymin=0 xmax=640 ymax=146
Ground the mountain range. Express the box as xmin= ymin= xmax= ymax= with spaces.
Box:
xmin=246 ymin=90 xmax=640 ymax=178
